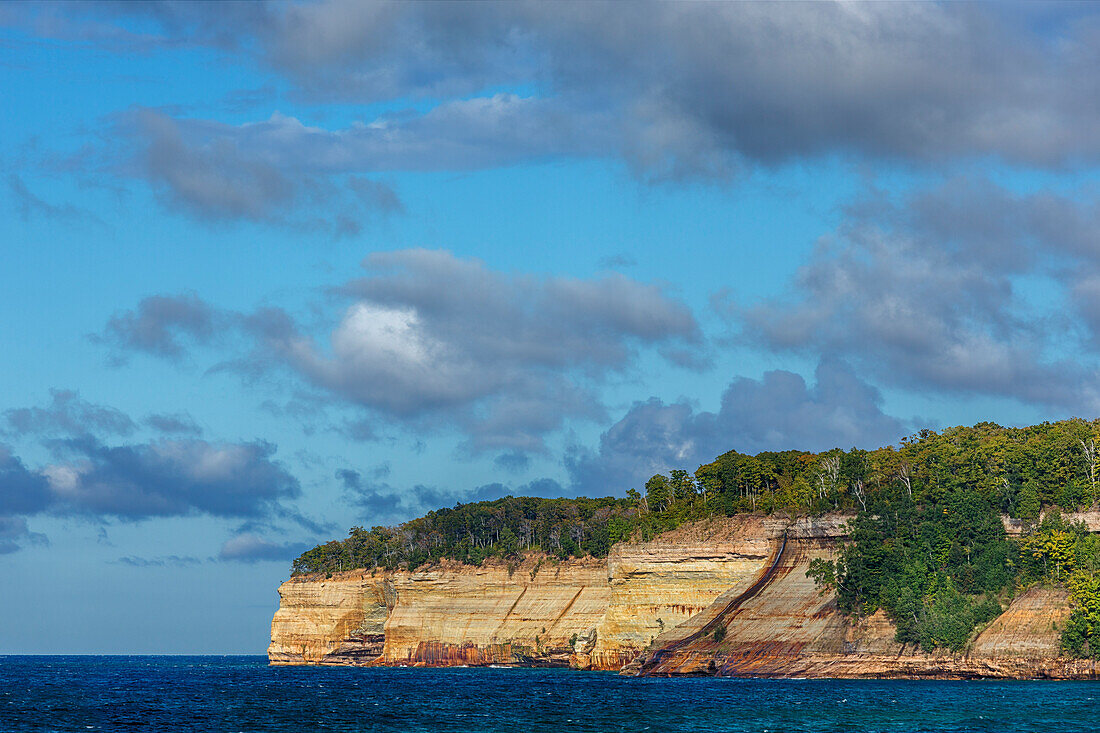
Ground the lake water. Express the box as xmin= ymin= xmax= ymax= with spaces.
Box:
xmin=3 ymin=656 xmax=1099 ymax=732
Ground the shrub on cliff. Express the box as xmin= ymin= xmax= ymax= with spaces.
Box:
xmin=1062 ymin=571 xmax=1100 ymax=658
xmin=808 ymin=485 xmax=1014 ymax=651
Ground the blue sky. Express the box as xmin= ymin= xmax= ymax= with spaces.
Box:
xmin=4 ymin=2 xmax=1100 ymax=653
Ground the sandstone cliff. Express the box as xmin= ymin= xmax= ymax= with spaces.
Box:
xmin=586 ymin=517 xmax=773 ymax=669
xmin=269 ymin=521 xmax=774 ymax=670
xmin=269 ymin=572 xmax=391 ymax=665
xmin=632 ymin=517 xmax=1098 ymax=679
xmin=270 ymin=557 xmax=612 ymax=667
xmin=382 ymin=557 xmax=608 ymax=666
xmin=269 ymin=512 xmax=1099 ymax=678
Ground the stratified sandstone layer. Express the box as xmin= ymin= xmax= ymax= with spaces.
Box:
xmin=381 ymin=557 xmax=609 ymax=666
xmin=268 ymin=572 xmax=391 ymax=665
xmin=587 ymin=517 xmax=773 ymax=669
xmin=632 ymin=527 xmax=1096 ymax=679
xmin=268 ymin=518 xmax=784 ymax=669
xmin=270 ymin=511 xmax=1100 ymax=677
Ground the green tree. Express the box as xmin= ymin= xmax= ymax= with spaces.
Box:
xmin=498 ymin=526 xmax=520 ymax=556
xmin=1063 ymin=571 xmax=1100 ymax=658
xmin=645 ymin=474 xmax=672 ymax=512
xmin=1016 ymin=481 xmax=1041 ymax=521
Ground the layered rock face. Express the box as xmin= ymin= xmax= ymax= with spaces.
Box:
xmin=269 ymin=512 xmax=1099 ymax=677
xmin=270 ymin=558 xmax=612 ymax=667
xmin=381 ymin=557 xmax=609 ymax=666
xmin=587 ymin=516 xmax=776 ymax=669
xmin=268 ymin=571 xmax=391 ymax=665
xmin=632 ymin=522 xmax=1096 ymax=679
xmin=268 ymin=520 xmax=778 ymax=669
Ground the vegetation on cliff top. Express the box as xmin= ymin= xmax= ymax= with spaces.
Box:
xmin=292 ymin=418 xmax=1100 ymax=656
xmin=812 ymin=505 xmax=1100 ymax=656
xmin=806 ymin=486 xmax=1012 ymax=652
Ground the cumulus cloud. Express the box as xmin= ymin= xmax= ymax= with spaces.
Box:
xmin=0 ymin=448 xmax=53 ymax=552
xmin=567 ymin=359 xmax=911 ymax=495
xmin=4 ymin=389 xmax=135 ymax=438
xmin=335 ymin=417 xmax=377 ymax=443
xmin=301 ymin=2 xmax=1100 ymax=167
xmin=42 ymin=437 xmax=299 ymax=520
xmin=347 ymin=176 xmax=403 ymax=214
xmin=128 ymin=109 xmax=295 ymax=221
xmin=217 ymin=533 xmax=308 ymax=563
xmin=96 ymin=293 xmax=218 ymax=362
xmin=19 ymin=3 xmax=1100 ymax=221
xmin=97 ymin=251 xmax=701 ymax=454
xmin=336 ymin=466 xmax=568 ymax=524
xmin=0 ymin=516 xmax=47 ymax=555
xmin=0 ymin=387 xmax=310 ymax=553
xmin=19 ymin=2 xmax=1100 ymax=220
xmin=494 ymin=451 xmax=530 ymax=474
xmin=0 ymin=446 xmax=52 ymax=516
xmin=598 ymin=253 xmax=637 ymax=270
xmin=145 ymin=412 xmax=203 ymax=436
xmin=7 ymin=173 xmax=103 ymax=227
xmin=334 ymin=468 xmax=364 ymax=494
xmin=0 ymin=435 xmax=303 ymax=553
xmin=114 ymin=108 xmax=405 ymax=230
xmin=113 ymin=99 xmax=595 ymax=223
xmin=113 ymin=554 xmax=202 ymax=568
xmin=733 ymin=179 xmax=1100 ymax=413
xmin=337 ymin=469 xmax=456 ymax=521
xmin=152 ymin=249 xmax=698 ymax=454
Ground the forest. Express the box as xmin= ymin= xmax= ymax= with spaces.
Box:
xmin=291 ymin=418 xmax=1100 ymax=657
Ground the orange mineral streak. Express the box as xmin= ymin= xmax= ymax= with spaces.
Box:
xmin=268 ymin=511 xmax=1100 ymax=678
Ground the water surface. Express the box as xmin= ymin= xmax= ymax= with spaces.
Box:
xmin=2 ymin=656 xmax=1097 ymax=732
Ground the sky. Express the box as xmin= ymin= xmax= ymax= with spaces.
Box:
xmin=4 ymin=1 xmax=1100 ymax=653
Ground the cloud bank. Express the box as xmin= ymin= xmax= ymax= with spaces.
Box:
xmin=734 ymin=178 xmax=1100 ymax=413
xmin=0 ymin=392 xmax=304 ymax=554
xmin=16 ymin=3 xmax=1100 ymax=223
xmin=101 ymin=249 xmax=702 ymax=457
xmin=567 ymin=359 xmax=911 ymax=495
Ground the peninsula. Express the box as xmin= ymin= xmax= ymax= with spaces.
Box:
xmin=270 ymin=420 xmax=1100 ymax=678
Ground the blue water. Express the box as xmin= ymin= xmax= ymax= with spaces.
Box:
xmin=2 ymin=656 xmax=1100 ymax=732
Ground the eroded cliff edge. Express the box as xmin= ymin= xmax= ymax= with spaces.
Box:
xmin=269 ymin=513 xmax=1100 ymax=677
xmin=270 ymin=515 xmax=775 ymax=669
xmin=631 ymin=516 xmax=1099 ymax=679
